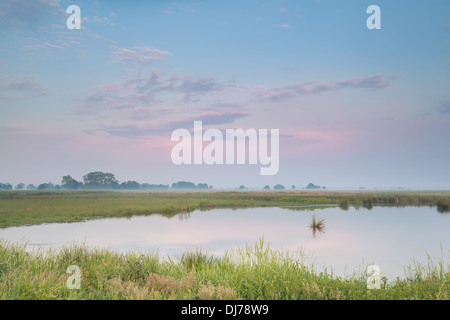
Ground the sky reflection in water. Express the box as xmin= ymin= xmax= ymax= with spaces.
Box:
xmin=0 ymin=206 xmax=448 ymax=280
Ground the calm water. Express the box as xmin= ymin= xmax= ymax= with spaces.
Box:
xmin=0 ymin=206 xmax=449 ymax=280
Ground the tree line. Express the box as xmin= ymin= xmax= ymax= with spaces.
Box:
xmin=1 ymin=172 xmax=324 ymax=191
xmin=0 ymin=171 xmax=211 ymax=191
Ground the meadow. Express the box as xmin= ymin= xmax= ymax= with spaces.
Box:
xmin=0 ymin=189 xmax=449 ymax=300
xmin=0 ymin=189 xmax=449 ymax=228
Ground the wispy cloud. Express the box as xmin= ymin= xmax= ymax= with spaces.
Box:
xmin=273 ymin=23 xmax=292 ymax=29
xmin=0 ymin=0 xmax=62 ymax=29
xmin=78 ymin=69 xmax=237 ymax=116
xmin=19 ymin=31 xmax=87 ymax=55
xmin=253 ymin=74 xmax=392 ymax=102
xmin=77 ymin=68 xmax=394 ymax=125
xmin=0 ymin=75 xmax=43 ymax=92
xmin=95 ymin=110 xmax=249 ymax=138
xmin=0 ymin=75 xmax=45 ymax=104
xmin=112 ymin=46 xmax=171 ymax=65
xmin=438 ymin=101 xmax=450 ymax=115
xmin=337 ymin=75 xmax=391 ymax=89
xmin=3 ymin=5 xmax=101 ymax=58
xmin=90 ymin=16 xmax=116 ymax=27
xmin=163 ymin=2 xmax=200 ymax=15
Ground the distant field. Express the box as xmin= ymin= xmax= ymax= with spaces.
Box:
xmin=0 ymin=189 xmax=449 ymax=228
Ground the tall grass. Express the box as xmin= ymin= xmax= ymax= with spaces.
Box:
xmin=0 ymin=238 xmax=448 ymax=300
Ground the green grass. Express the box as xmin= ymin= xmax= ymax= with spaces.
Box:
xmin=0 ymin=190 xmax=449 ymax=228
xmin=0 ymin=238 xmax=448 ymax=300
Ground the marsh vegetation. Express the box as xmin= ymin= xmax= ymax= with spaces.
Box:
xmin=1 ymin=190 xmax=449 ymax=300
xmin=0 ymin=189 xmax=448 ymax=228
xmin=0 ymin=238 xmax=448 ymax=300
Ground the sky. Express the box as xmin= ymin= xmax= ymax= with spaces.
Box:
xmin=0 ymin=0 xmax=449 ymax=189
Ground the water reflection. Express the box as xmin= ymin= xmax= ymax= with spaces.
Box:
xmin=0 ymin=206 xmax=449 ymax=281
xmin=177 ymin=212 xmax=192 ymax=221
xmin=437 ymin=199 xmax=450 ymax=214
xmin=362 ymin=199 xmax=373 ymax=210
xmin=309 ymin=215 xmax=326 ymax=238
xmin=339 ymin=200 xmax=349 ymax=211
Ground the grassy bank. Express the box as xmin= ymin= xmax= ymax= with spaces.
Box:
xmin=0 ymin=190 xmax=449 ymax=228
xmin=0 ymin=239 xmax=448 ymax=300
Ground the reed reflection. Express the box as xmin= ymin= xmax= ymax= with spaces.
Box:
xmin=309 ymin=214 xmax=326 ymax=238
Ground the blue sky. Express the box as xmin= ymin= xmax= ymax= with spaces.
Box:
xmin=0 ymin=0 xmax=449 ymax=189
